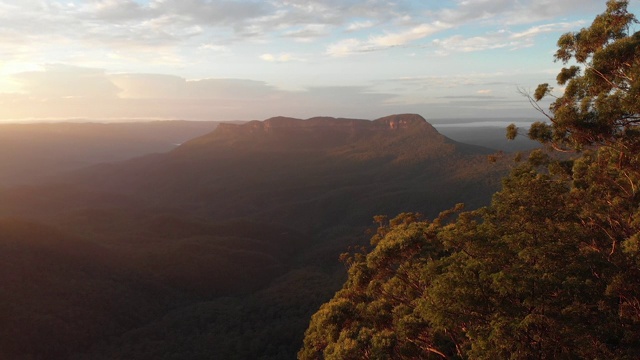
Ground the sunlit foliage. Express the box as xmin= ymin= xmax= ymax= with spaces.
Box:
xmin=301 ymin=2 xmax=640 ymax=358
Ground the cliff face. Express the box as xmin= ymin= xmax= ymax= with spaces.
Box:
xmin=177 ymin=114 xmax=448 ymax=155
xmin=215 ymin=114 xmax=432 ymax=133
xmin=373 ymin=114 xmax=437 ymax=131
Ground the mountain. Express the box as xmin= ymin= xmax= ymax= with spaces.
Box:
xmin=0 ymin=114 xmax=511 ymax=359
xmin=181 ymin=114 xmax=483 ymax=154
xmin=11 ymin=114 xmax=502 ymax=225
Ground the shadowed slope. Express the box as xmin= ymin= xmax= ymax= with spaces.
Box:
xmin=0 ymin=114 xmax=509 ymax=359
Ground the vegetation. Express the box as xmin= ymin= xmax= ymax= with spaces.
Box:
xmin=300 ymin=1 xmax=640 ymax=358
xmin=0 ymin=115 xmax=506 ymax=359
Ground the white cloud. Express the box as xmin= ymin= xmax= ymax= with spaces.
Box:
xmin=260 ymin=54 xmax=276 ymax=62
xmin=283 ymin=24 xmax=330 ymax=42
xmin=510 ymin=21 xmax=586 ymax=40
xmin=0 ymin=66 xmax=404 ymax=121
xmin=197 ymin=44 xmax=231 ymax=53
xmin=326 ymin=21 xmax=450 ymax=56
xmin=370 ymin=22 xmax=450 ymax=47
xmin=432 ymin=19 xmax=586 ymax=55
xmin=433 ymin=35 xmax=513 ymax=54
xmin=259 ymin=53 xmax=305 ymax=62
xmin=346 ymin=20 xmax=375 ymax=31
xmin=326 ymin=38 xmax=364 ymax=57
xmin=434 ymin=0 xmax=604 ymax=26
xmin=12 ymin=64 xmax=120 ymax=98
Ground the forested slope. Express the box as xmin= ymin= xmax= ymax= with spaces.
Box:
xmin=0 ymin=114 xmax=509 ymax=359
xmin=300 ymin=2 xmax=640 ymax=358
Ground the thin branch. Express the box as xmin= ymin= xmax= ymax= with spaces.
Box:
xmin=587 ymin=65 xmax=629 ymax=92
xmin=518 ymin=87 xmax=554 ymax=122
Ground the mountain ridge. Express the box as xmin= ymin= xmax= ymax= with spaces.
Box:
xmin=175 ymin=114 xmax=493 ymax=159
xmin=0 ymin=113 xmax=511 ymax=360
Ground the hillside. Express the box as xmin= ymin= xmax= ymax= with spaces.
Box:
xmin=0 ymin=114 xmax=511 ymax=359
xmin=8 ymin=114 xmax=502 ymax=226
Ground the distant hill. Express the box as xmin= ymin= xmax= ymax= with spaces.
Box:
xmin=4 ymin=114 xmax=505 ymax=227
xmin=0 ymin=114 xmax=512 ymax=359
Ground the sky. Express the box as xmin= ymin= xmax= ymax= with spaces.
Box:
xmin=0 ymin=0 xmax=637 ymax=123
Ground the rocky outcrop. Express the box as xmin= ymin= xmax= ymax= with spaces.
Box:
xmin=183 ymin=114 xmax=442 ymax=151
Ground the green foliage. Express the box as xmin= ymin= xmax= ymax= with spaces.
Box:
xmin=505 ymin=123 xmax=518 ymax=140
xmin=528 ymin=0 xmax=640 ymax=153
xmin=302 ymin=3 xmax=640 ymax=359
xmin=533 ymin=83 xmax=552 ymax=101
xmin=300 ymin=150 xmax=640 ymax=358
xmin=527 ymin=122 xmax=553 ymax=143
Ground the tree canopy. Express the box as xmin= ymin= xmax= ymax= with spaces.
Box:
xmin=300 ymin=1 xmax=640 ymax=358
xmin=518 ymin=0 xmax=640 ymax=154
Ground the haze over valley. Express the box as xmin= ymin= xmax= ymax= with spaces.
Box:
xmin=3 ymin=1 xmax=640 ymax=359
xmin=1 ymin=114 xmax=514 ymax=359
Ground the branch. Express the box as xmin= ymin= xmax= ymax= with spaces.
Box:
xmin=518 ymin=87 xmax=554 ymax=122
xmin=587 ymin=65 xmax=629 ymax=92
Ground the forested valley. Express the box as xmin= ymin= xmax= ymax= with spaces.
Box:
xmin=1 ymin=114 xmax=511 ymax=359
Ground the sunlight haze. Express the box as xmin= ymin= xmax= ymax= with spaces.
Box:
xmin=0 ymin=0 xmax=636 ymax=122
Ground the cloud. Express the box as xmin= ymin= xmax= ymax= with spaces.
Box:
xmin=510 ymin=21 xmax=586 ymax=40
xmin=432 ymin=34 xmax=514 ymax=54
xmin=326 ymin=38 xmax=366 ymax=57
xmin=197 ymin=44 xmax=231 ymax=53
xmin=432 ymin=20 xmax=586 ymax=55
xmin=503 ymin=0 xmax=604 ymax=25
xmin=146 ymin=0 xmax=271 ymax=27
xmin=82 ymin=0 xmax=147 ymax=21
xmin=0 ymin=0 xmax=427 ymax=54
xmin=109 ymin=74 xmax=280 ymax=100
xmin=318 ymin=0 xmax=604 ymax=57
xmin=0 ymin=0 xmax=604 ymax=71
xmin=282 ymin=24 xmax=330 ymax=42
xmin=370 ymin=22 xmax=450 ymax=47
xmin=0 ymin=65 xmax=401 ymax=121
xmin=260 ymin=54 xmax=277 ymax=62
xmin=259 ymin=53 xmax=303 ymax=62
xmin=12 ymin=64 xmax=120 ymax=98
xmin=439 ymin=95 xmax=505 ymax=99
xmin=326 ymin=21 xmax=450 ymax=56
xmin=434 ymin=0 xmax=604 ymax=26
xmin=346 ymin=20 xmax=375 ymax=31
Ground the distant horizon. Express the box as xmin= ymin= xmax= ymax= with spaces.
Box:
xmin=1 ymin=1 xmax=635 ymax=123
xmin=0 ymin=115 xmax=540 ymax=127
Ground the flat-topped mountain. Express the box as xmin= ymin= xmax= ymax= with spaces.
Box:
xmin=201 ymin=114 xmax=436 ymax=141
xmin=178 ymin=114 xmax=484 ymax=158
xmin=3 ymin=114 xmax=503 ymax=229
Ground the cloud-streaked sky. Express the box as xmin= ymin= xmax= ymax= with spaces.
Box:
xmin=0 ymin=0 xmax=637 ymax=122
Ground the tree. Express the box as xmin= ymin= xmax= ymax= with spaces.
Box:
xmin=519 ymin=0 xmax=639 ymax=154
xmin=300 ymin=2 xmax=640 ymax=359
xmin=300 ymin=158 xmax=640 ymax=358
